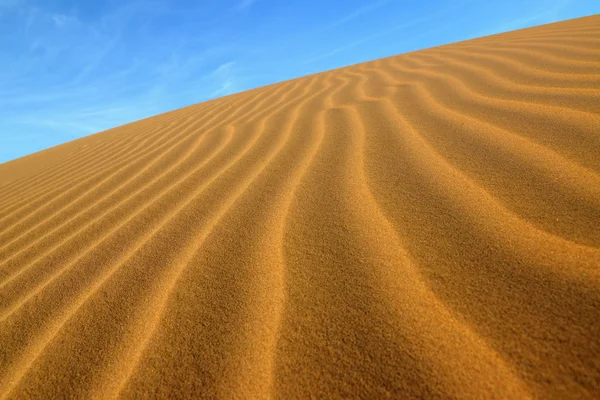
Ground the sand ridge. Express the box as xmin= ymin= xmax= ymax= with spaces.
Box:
xmin=1 ymin=14 xmax=600 ymax=399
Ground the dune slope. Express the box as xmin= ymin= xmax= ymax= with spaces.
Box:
xmin=1 ymin=14 xmax=600 ymax=399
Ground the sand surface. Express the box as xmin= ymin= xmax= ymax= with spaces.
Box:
xmin=1 ymin=15 xmax=600 ymax=399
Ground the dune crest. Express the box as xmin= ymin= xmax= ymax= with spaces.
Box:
xmin=1 ymin=15 xmax=600 ymax=399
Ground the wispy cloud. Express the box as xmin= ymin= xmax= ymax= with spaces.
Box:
xmin=50 ymin=12 xmax=79 ymax=28
xmin=2 ymin=0 xmax=597 ymax=164
xmin=237 ymin=0 xmax=257 ymax=11
xmin=306 ymin=0 xmax=475 ymax=64
xmin=210 ymin=80 xmax=234 ymax=97
xmin=213 ymin=61 xmax=236 ymax=74
xmin=208 ymin=61 xmax=238 ymax=97
xmin=0 ymin=0 xmax=246 ymax=161
xmin=478 ymin=0 xmax=574 ymax=36
xmin=322 ymin=0 xmax=392 ymax=31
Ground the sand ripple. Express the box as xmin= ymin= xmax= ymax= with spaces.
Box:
xmin=1 ymin=15 xmax=599 ymax=399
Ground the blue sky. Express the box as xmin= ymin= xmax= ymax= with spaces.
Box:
xmin=1 ymin=0 xmax=598 ymax=163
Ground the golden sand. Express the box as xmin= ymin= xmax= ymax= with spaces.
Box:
xmin=1 ymin=15 xmax=599 ymax=399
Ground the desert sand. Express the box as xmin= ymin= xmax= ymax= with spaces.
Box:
xmin=1 ymin=14 xmax=599 ymax=399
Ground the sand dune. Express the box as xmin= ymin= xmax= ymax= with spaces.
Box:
xmin=1 ymin=14 xmax=600 ymax=399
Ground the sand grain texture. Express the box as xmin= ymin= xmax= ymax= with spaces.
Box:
xmin=1 ymin=15 xmax=600 ymax=399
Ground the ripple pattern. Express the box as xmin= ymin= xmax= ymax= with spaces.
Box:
xmin=1 ymin=15 xmax=599 ymax=399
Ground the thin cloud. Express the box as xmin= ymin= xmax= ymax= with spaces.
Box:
xmin=210 ymin=79 xmax=234 ymax=97
xmin=208 ymin=60 xmax=238 ymax=98
xmin=2 ymin=0 xmax=596 ymax=164
xmin=0 ymin=0 xmax=245 ymax=155
xmin=323 ymin=0 xmax=392 ymax=31
xmin=50 ymin=12 xmax=80 ymax=28
xmin=237 ymin=0 xmax=257 ymax=10
xmin=478 ymin=0 xmax=573 ymax=37
xmin=213 ymin=61 xmax=236 ymax=75
xmin=306 ymin=0 xmax=475 ymax=64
